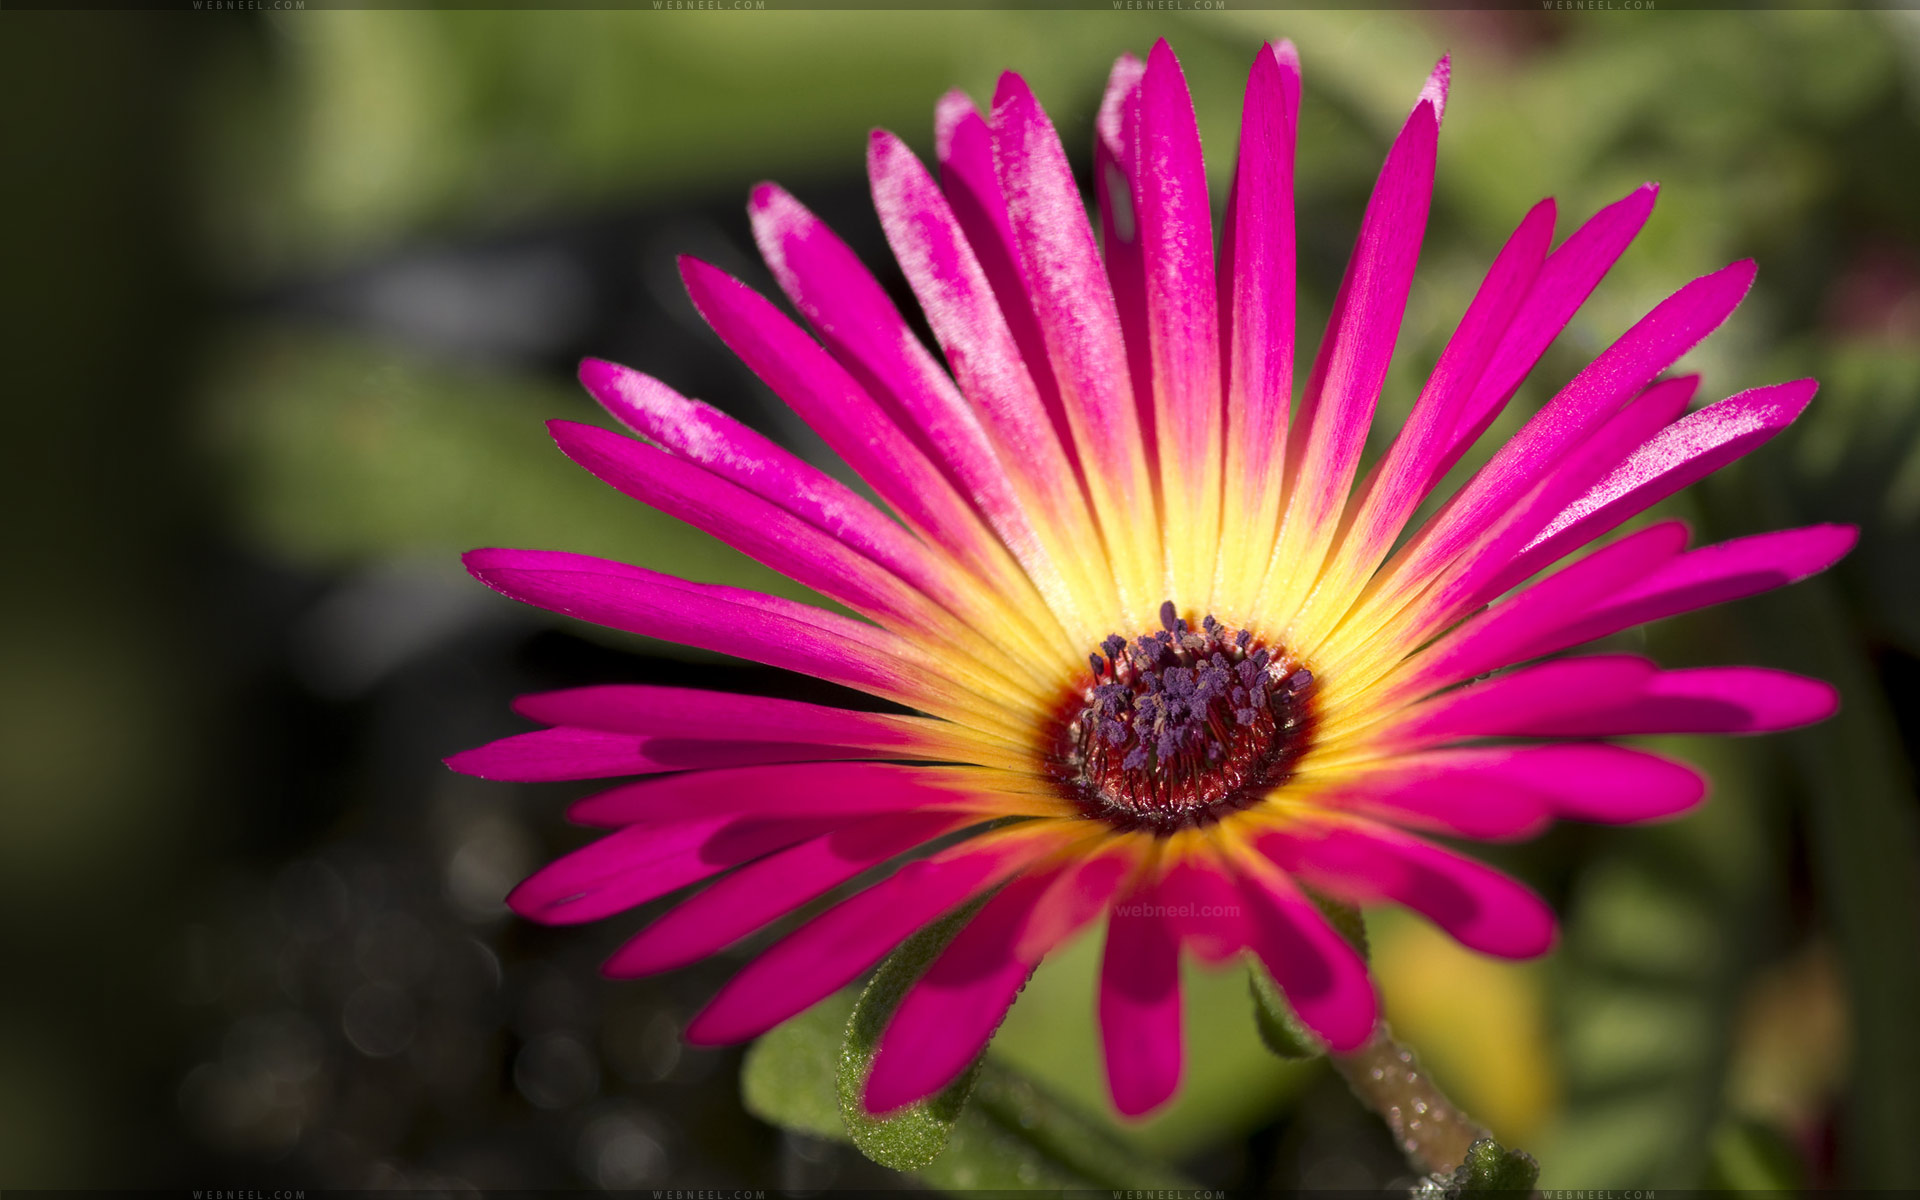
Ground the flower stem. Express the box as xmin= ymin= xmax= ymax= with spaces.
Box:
xmin=1330 ymin=1023 xmax=1487 ymax=1175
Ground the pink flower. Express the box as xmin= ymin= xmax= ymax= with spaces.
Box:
xmin=450 ymin=41 xmax=1851 ymax=1119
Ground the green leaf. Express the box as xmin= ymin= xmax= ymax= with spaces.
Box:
xmin=1247 ymin=895 xmax=1365 ymax=1060
xmin=835 ymin=898 xmax=994 ymax=1171
xmin=1412 ymin=1137 xmax=1540 ymax=1198
xmin=1310 ymin=892 xmax=1371 ymax=959
xmin=742 ymin=987 xmax=1197 ymax=1190
xmin=1247 ymin=958 xmax=1324 ymax=1060
xmin=739 ymin=991 xmax=855 ymax=1142
xmin=924 ymin=1069 xmax=1196 ymax=1190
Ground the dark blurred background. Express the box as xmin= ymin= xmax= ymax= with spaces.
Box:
xmin=4 ymin=7 xmax=1919 ymax=1192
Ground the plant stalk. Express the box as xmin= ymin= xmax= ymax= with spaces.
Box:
xmin=1330 ymin=1023 xmax=1487 ymax=1175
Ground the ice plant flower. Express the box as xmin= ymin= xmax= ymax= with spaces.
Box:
xmin=449 ymin=41 xmax=1852 ymax=1119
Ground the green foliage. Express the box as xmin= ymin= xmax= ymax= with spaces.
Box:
xmin=739 ymin=991 xmax=854 ymax=1142
xmin=742 ymin=987 xmax=1194 ymax=1189
xmin=835 ymin=899 xmax=992 ymax=1171
xmin=1247 ymin=896 xmax=1364 ymax=1061
xmin=1413 ymin=1137 xmax=1541 ymax=1198
xmin=1247 ymin=958 xmax=1323 ymax=1060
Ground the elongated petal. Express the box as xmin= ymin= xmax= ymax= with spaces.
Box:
xmin=579 ymin=360 xmax=1041 ymax=652
xmin=1095 ymin=53 xmax=1152 ymax=443
xmin=514 ymin=684 xmax=916 ymax=743
xmin=1510 ymin=666 xmax=1839 ymax=736
xmin=463 ymin=548 xmax=1026 ymax=740
xmin=686 ymin=827 xmax=1063 ymax=1044
xmin=1434 ymin=183 xmax=1659 ymax=478
xmin=508 ymin=813 xmax=841 ymax=926
xmin=1157 ymin=845 xmax=1251 ymax=962
xmin=1362 ymin=655 xmax=1656 ymax=749
xmin=1136 ymin=41 xmax=1223 ymax=605
xmin=869 ymin=128 xmax=1115 ymax=633
xmin=580 ymin=361 xmax=916 ymax=576
xmin=993 ymin=71 xmax=1161 ymax=609
xmin=749 ymin=186 xmax=1060 ymax=596
xmin=550 ymin=419 xmax=941 ymax=632
xmin=1261 ymin=84 xmax=1438 ymax=624
xmin=1216 ymin=41 xmax=1301 ymax=608
xmin=679 ymin=257 xmax=1033 ymax=602
xmin=1235 ymin=853 xmax=1377 ymax=1051
xmin=448 ymin=727 xmax=885 ymax=783
xmin=1260 ymin=819 xmax=1557 ymax=958
xmin=1357 ymin=743 xmax=1706 ymax=825
xmin=1540 ymin=524 xmax=1858 ymax=653
xmin=605 ymin=810 xmax=976 ymax=977
xmin=1099 ymin=878 xmax=1184 ymax=1117
xmin=1512 ymin=378 xmax=1820 ymax=580
xmin=1386 ymin=521 xmax=1690 ymax=698
xmin=1437 ymin=372 xmax=1701 ymax=616
xmin=933 ymin=91 xmax=1070 ymax=451
xmin=1377 ymin=259 xmax=1755 ymax=615
xmin=1297 ymin=198 xmax=1555 ymax=641
xmin=566 ymin=761 xmax=1035 ymax=828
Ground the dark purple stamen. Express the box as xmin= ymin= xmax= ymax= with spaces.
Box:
xmin=1052 ymin=606 xmax=1317 ymax=835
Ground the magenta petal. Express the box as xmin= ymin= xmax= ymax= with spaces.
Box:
xmin=867 ymin=129 xmax=1098 ymax=568
xmin=513 ymin=684 xmax=908 ymax=744
xmin=1137 ymin=41 xmax=1223 ymax=590
xmin=605 ymin=810 xmax=974 ymax=977
xmin=933 ymin=91 xmax=1070 ymax=450
xmin=1284 ymin=94 xmax=1438 ymax=550
xmin=1098 ymin=883 xmax=1183 ymax=1118
xmin=1509 ymin=378 xmax=1818 ymax=586
xmin=462 ymin=548 xmax=936 ymax=715
xmin=1095 ymin=52 xmax=1152 ymax=430
xmin=1401 ymin=520 xmax=1690 ymax=695
xmin=1335 ymin=765 xmax=1556 ymax=842
xmin=1375 ymin=743 xmax=1706 ymax=825
xmin=566 ymin=762 xmax=971 ymax=828
xmin=1262 ymin=821 xmax=1557 ymax=959
xmin=1391 ymin=258 xmax=1755 ymax=604
xmin=1335 ymin=199 xmax=1556 ymax=579
xmin=1443 ymin=372 xmax=1701 ymax=612
xmin=1383 ymin=654 xmax=1657 ymax=748
xmin=1514 ymin=666 xmax=1839 ymax=736
xmin=507 ymin=814 xmax=840 ymax=926
xmin=1221 ymin=41 xmax=1301 ymax=522
xmin=749 ymin=185 xmax=1035 ymax=550
xmin=1156 ymin=853 xmax=1250 ymax=963
xmin=446 ymin=726 xmax=875 ymax=783
xmin=685 ymin=835 xmax=1051 ymax=1045
xmin=677 ymin=257 xmax=1012 ymax=584
xmin=992 ymin=70 xmax=1156 ymax=572
xmin=1435 ymin=183 xmax=1659 ymax=477
xmin=1541 ymin=523 xmax=1859 ymax=656
xmin=865 ymin=866 xmax=1098 ymax=1113
xmin=1237 ymin=862 xmax=1377 ymax=1051
xmin=576 ymin=361 xmax=970 ymax=617
xmin=548 ymin=419 xmax=932 ymax=629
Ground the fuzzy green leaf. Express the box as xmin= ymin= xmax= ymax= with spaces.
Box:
xmin=1412 ymin=1137 xmax=1540 ymax=1198
xmin=1457 ymin=1137 xmax=1542 ymax=1194
xmin=835 ymin=897 xmax=993 ymax=1171
xmin=742 ymin=987 xmax=1197 ymax=1189
xmin=740 ymin=991 xmax=855 ymax=1141
xmin=1247 ymin=957 xmax=1325 ymax=1059
xmin=1247 ymin=895 xmax=1367 ymax=1060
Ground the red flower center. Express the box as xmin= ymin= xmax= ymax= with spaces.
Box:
xmin=1050 ymin=601 xmax=1316 ymax=833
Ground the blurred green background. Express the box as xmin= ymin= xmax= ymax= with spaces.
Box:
xmin=4 ymin=6 xmax=1919 ymax=1191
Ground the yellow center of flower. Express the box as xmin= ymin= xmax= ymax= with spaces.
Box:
xmin=1050 ymin=602 xmax=1316 ymax=834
